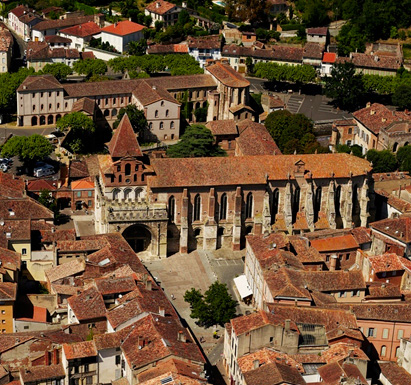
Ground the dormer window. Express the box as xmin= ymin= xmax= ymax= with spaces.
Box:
xmin=8 ymin=209 xmax=14 ymax=216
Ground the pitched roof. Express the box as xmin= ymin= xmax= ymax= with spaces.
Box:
xmin=318 ymin=361 xmax=367 ymax=385
xmin=9 ymin=5 xmax=31 ymax=18
xmin=94 ymin=275 xmax=136 ymax=295
xmin=0 ymin=173 xmax=24 ymax=198
xmin=134 ymin=80 xmax=177 ymax=106
xmin=59 ymin=21 xmax=101 ymax=37
xmin=0 ymin=247 xmax=21 ymax=272
xmin=370 ymin=216 xmax=411 ymax=243
xmin=303 ymin=42 xmax=324 ymax=59
xmin=187 ymin=35 xmax=221 ymax=50
xmin=108 ymin=114 xmax=142 ymax=158
xmin=63 ymin=340 xmax=97 ymax=359
xmin=310 ymin=234 xmax=359 ymax=252
xmin=33 ymin=14 xmax=99 ymax=31
xmin=17 ymin=74 xmax=64 ymax=92
xmin=69 ymin=159 xmax=90 ymax=179
xmin=19 ymin=364 xmax=65 ymax=382
xmin=205 ymin=61 xmax=250 ymax=88
xmin=0 ymin=282 xmax=17 ymax=301
xmin=67 ymin=286 xmax=106 ymax=321
xmin=147 ymin=43 xmax=188 ymax=54
xmin=351 ymin=52 xmax=402 ymax=71
xmin=44 ymin=35 xmax=72 ymax=44
xmin=71 ymin=97 xmax=95 ymax=115
xmin=149 ymin=153 xmax=371 ymax=188
xmin=206 ymin=120 xmax=238 ymax=136
xmin=0 ymin=196 xmax=53 ymax=220
xmin=347 ymin=303 xmax=411 ymax=322
xmin=307 ymin=27 xmax=328 ymax=36
xmin=243 ymin=361 xmax=306 ymax=385
xmin=368 ymin=253 xmax=411 ymax=273
xmin=45 ymin=258 xmax=85 ymax=283
xmin=379 ymin=362 xmax=411 ymax=385
xmin=27 ymin=179 xmax=57 ymax=192
xmin=145 ymin=0 xmax=176 ymax=15
xmin=323 ymin=52 xmax=336 ymax=63
xmin=71 ymin=177 xmax=94 ymax=190
xmin=102 ymin=20 xmax=144 ymax=36
xmin=236 ymin=120 xmax=281 ymax=156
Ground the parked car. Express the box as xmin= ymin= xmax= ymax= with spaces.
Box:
xmin=0 ymin=163 xmax=9 ymax=172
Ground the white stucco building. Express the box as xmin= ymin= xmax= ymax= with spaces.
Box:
xmin=58 ymin=21 xmax=101 ymax=50
xmin=100 ymin=20 xmax=144 ymax=53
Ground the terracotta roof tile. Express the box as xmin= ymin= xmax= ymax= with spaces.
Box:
xmin=322 ymin=52 xmax=336 ymax=63
xmin=149 ymin=153 xmax=371 ymax=188
xmin=0 ymin=282 xmax=17 ymax=301
xmin=71 ymin=97 xmax=96 ymax=115
xmin=307 ymin=27 xmax=328 ymax=36
xmin=368 ymin=252 xmax=411 ymax=273
xmin=71 ymin=177 xmax=94 ymax=190
xmin=370 ymin=216 xmax=411 ymax=243
xmin=187 ymin=35 xmax=221 ymax=50
xmin=0 ymin=247 xmax=21 ymax=271
xmin=102 ymin=20 xmax=144 ymax=36
xmin=27 ymin=179 xmax=57 ymax=192
xmin=236 ymin=120 xmax=281 ymax=156
xmin=67 ymin=286 xmax=106 ymax=321
xmin=310 ymin=234 xmax=359 ymax=252
xmin=205 ymin=61 xmax=249 ymax=88
xmin=63 ymin=340 xmax=97 ymax=359
xmin=318 ymin=361 xmax=366 ymax=385
xmin=0 ymin=173 xmax=25 ymax=198
xmin=45 ymin=258 xmax=85 ymax=283
xmin=243 ymin=361 xmax=306 ymax=385
xmin=18 ymin=75 xmax=64 ymax=92
xmin=303 ymin=42 xmax=324 ymax=59
xmin=19 ymin=364 xmax=65 ymax=382
xmin=94 ymin=275 xmax=136 ymax=295
xmin=44 ymin=35 xmax=72 ymax=44
xmin=379 ymin=362 xmax=411 ymax=385
xmin=108 ymin=114 xmax=142 ymax=158
xmin=206 ymin=120 xmax=238 ymax=136
xmin=33 ymin=15 xmax=99 ymax=31
xmin=321 ymin=342 xmax=369 ymax=363
xmin=59 ymin=21 xmax=101 ymax=37
xmin=145 ymin=0 xmax=176 ymax=15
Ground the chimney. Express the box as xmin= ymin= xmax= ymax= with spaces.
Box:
xmin=285 ymin=319 xmax=291 ymax=332
xmin=156 ymin=1 xmax=161 ymax=8
xmin=253 ymin=359 xmax=259 ymax=369
xmin=330 ymin=254 xmax=338 ymax=271
xmin=52 ymin=349 xmax=59 ymax=365
xmin=159 ymin=306 xmax=165 ymax=317
xmin=138 ymin=336 xmax=144 ymax=349
xmin=370 ymin=109 xmax=376 ymax=115
xmin=145 ymin=279 xmax=152 ymax=291
xmin=177 ymin=330 xmax=186 ymax=342
xmin=45 ymin=351 xmax=50 ymax=366
xmin=366 ymin=102 xmax=371 ymax=108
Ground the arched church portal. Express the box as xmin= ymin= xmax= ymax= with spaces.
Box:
xmin=122 ymin=224 xmax=152 ymax=253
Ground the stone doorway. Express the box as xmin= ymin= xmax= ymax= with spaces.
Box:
xmin=123 ymin=224 xmax=152 ymax=253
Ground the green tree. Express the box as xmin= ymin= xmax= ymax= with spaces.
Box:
xmin=397 ymin=146 xmax=411 ymax=173
xmin=324 ymin=62 xmax=364 ymax=111
xmin=367 ymin=149 xmax=398 ymax=173
xmin=73 ymin=59 xmax=107 ymax=79
xmin=40 ymin=63 xmax=73 ymax=81
xmin=184 ymin=282 xmax=237 ymax=327
xmin=302 ymin=0 xmax=329 ymax=27
xmin=113 ymin=105 xmax=148 ymax=138
xmin=392 ymin=84 xmax=411 ymax=110
xmin=1 ymin=135 xmax=53 ymax=168
xmin=38 ymin=189 xmax=59 ymax=219
xmin=264 ymin=110 xmax=317 ymax=154
xmin=56 ymin=112 xmax=96 ymax=153
xmin=128 ymin=39 xmax=147 ymax=56
xmin=167 ymin=124 xmax=226 ymax=158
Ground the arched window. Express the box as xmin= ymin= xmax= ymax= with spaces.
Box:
xmin=169 ymin=196 xmax=175 ymax=222
xmin=193 ymin=194 xmax=201 ymax=222
xmin=113 ymin=189 xmax=120 ymax=200
xmin=149 ymin=122 xmax=153 ymax=130
xmin=348 ymin=128 xmax=352 ymax=134
xmin=165 ymin=109 xmax=169 ymax=117
xmin=292 ymin=187 xmax=300 ymax=223
xmin=119 ymin=175 xmax=122 ymax=183
xmin=245 ymin=193 xmax=253 ymax=219
xmin=271 ymin=189 xmax=279 ymax=224
xmin=314 ymin=186 xmax=322 ymax=222
xmin=155 ymin=110 xmax=159 ymax=118
xmin=170 ymin=121 xmax=174 ymax=129
xmin=124 ymin=188 xmax=132 ymax=199
xmin=335 ymin=185 xmax=341 ymax=218
xmin=161 ymin=101 xmax=164 ymax=107
xmin=220 ymin=193 xmax=227 ymax=220
xmin=381 ymin=345 xmax=386 ymax=357
xmin=125 ymin=163 xmax=131 ymax=176
xmin=160 ymin=122 xmax=164 ymax=129
xmin=104 ymin=109 xmax=110 ymax=117
xmin=112 ymin=108 xmax=118 ymax=117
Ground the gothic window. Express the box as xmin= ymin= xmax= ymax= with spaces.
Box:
xmin=271 ymin=189 xmax=279 ymax=225
xmin=292 ymin=187 xmax=300 ymax=223
xmin=124 ymin=188 xmax=132 ymax=199
xmin=220 ymin=193 xmax=227 ymax=220
xmin=113 ymin=189 xmax=120 ymax=200
xmin=193 ymin=194 xmax=201 ymax=221
xmin=245 ymin=193 xmax=253 ymax=219
xmin=166 ymin=109 xmax=169 ymax=117
xmin=155 ymin=110 xmax=159 ymax=118
xmin=125 ymin=163 xmax=131 ymax=176
xmin=170 ymin=121 xmax=174 ymax=129
xmin=314 ymin=186 xmax=322 ymax=222
xmin=169 ymin=196 xmax=175 ymax=222
xmin=160 ymin=122 xmax=164 ymax=129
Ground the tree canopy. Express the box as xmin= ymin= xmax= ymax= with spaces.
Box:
xmin=56 ymin=112 xmax=96 ymax=154
xmin=73 ymin=59 xmax=107 ymax=80
xmin=184 ymin=281 xmax=237 ymax=327
xmin=1 ymin=135 xmax=53 ymax=166
xmin=39 ymin=63 xmax=73 ymax=81
xmin=38 ymin=189 xmax=59 ymax=220
xmin=166 ymin=124 xmax=226 ymax=158
xmin=264 ymin=110 xmax=319 ymax=154
xmin=324 ymin=62 xmax=364 ymax=111
xmin=113 ymin=105 xmax=148 ymax=139
xmin=253 ymin=62 xmax=317 ymax=84
xmin=396 ymin=146 xmax=411 ymax=174
xmin=392 ymin=84 xmax=411 ymax=110
xmin=366 ymin=149 xmax=398 ymax=173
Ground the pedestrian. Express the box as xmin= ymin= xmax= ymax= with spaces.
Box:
xmin=171 ymin=294 xmax=175 ymax=300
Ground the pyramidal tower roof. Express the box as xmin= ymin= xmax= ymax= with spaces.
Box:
xmin=108 ymin=113 xmax=142 ymax=158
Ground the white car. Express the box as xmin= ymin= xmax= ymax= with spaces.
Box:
xmin=33 ymin=164 xmax=54 ymax=177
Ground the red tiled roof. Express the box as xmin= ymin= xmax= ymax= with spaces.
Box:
xmin=149 ymin=153 xmax=371 ymax=188
xmin=368 ymin=253 xmax=411 ymax=273
xmin=63 ymin=340 xmax=97 ymax=359
xmin=0 ymin=247 xmax=21 ymax=272
xmin=95 ymin=275 xmax=136 ymax=295
xmin=0 ymin=173 xmax=25 ymax=198
xmin=19 ymin=365 xmax=65 ymax=382
xmin=18 ymin=74 xmax=64 ymax=92
xmin=27 ymin=179 xmax=57 ymax=192
xmin=71 ymin=177 xmax=94 ymax=190
xmin=370 ymin=216 xmax=411 ymax=243
xmin=303 ymin=42 xmax=324 ymax=59
xmin=206 ymin=61 xmax=249 ymax=88
xmin=351 ymin=52 xmax=402 ymax=71
xmin=44 ymin=35 xmax=72 ymax=44
xmin=307 ymin=27 xmax=328 ymax=36
xmin=9 ymin=5 xmax=30 ymax=18
xmin=310 ymin=234 xmax=359 ymax=252
xmin=145 ymin=0 xmax=176 ymax=15
xmin=102 ymin=20 xmax=144 ymax=36
xmin=33 ymin=15 xmax=99 ymax=32
xmin=67 ymin=286 xmax=106 ymax=321
xmin=243 ymin=361 xmax=306 ymax=385
xmin=59 ymin=21 xmax=101 ymax=37
xmin=16 ymin=306 xmax=48 ymax=323
xmin=206 ymin=120 xmax=237 ymax=136
xmin=379 ymin=362 xmax=411 ymax=385
xmin=71 ymin=97 xmax=96 ymax=115
xmin=45 ymin=258 xmax=85 ymax=283
xmin=108 ymin=113 xmax=142 ymax=158
xmin=0 ymin=282 xmax=17 ymax=301
xmin=323 ymin=52 xmax=336 ymax=63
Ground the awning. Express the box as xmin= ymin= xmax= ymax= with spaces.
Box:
xmin=234 ymin=275 xmax=252 ymax=299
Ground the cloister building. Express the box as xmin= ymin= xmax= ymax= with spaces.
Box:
xmin=94 ymin=114 xmax=373 ymax=260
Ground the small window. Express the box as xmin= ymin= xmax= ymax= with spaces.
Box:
xmin=115 ymin=355 xmax=121 ymax=365
xmin=77 ymin=191 xmax=81 ymax=197
xmin=88 ymin=191 xmax=92 ymax=197
xmin=170 ymin=121 xmax=174 ymax=129
xmin=88 ymin=200 xmax=92 ymax=206
xmin=57 ymin=103 xmax=60 ymax=109
xmin=155 ymin=110 xmax=159 ymax=118
xmin=22 ymin=248 xmax=27 ymax=255
xmin=161 ymin=101 xmax=164 ymax=107
xmin=160 ymin=122 xmax=164 ymax=129
xmin=326 ymin=255 xmax=330 ymax=262
xmin=41 ymin=104 xmax=44 ymax=111
xmin=49 ymin=103 xmax=51 ymax=109
xmin=166 ymin=109 xmax=169 ymax=117
xmin=1 ymin=310 xmax=5 ymax=315
xmin=49 ymin=92 xmax=52 ymax=97
xmin=40 ymin=92 xmax=44 ymax=97
xmin=398 ymin=329 xmax=404 ymax=340
xmin=381 ymin=345 xmax=386 ymax=357
xmin=382 ymin=328 xmax=389 ymax=339
xmin=57 ymin=92 xmax=60 ymax=97
xmin=24 ymin=325 xmax=29 ymax=329
xmin=2 ymin=320 xmax=5 ymax=324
